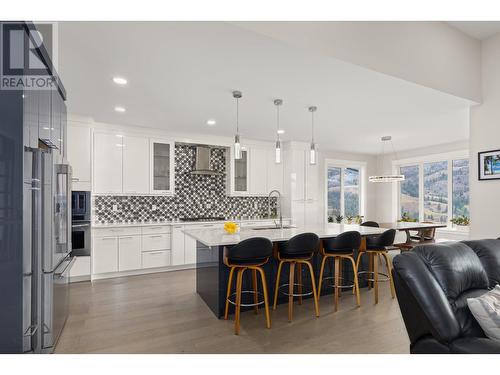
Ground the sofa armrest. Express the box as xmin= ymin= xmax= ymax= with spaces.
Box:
xmin=451 ymin=337 xmax=500 ymax=354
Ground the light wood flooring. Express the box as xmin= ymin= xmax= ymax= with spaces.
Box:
xmin=55 ymin=268 xmax=410 ymax=354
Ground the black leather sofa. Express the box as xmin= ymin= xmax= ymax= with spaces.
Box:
xmin=392 ymin=239 xmax=500 ymax=354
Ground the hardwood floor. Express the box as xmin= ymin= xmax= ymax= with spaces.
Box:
xmin=55 ymin=268 xmax=409 ymax=354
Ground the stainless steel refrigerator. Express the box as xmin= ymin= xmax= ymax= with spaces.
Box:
xmin=22 ymin=145 xmax=74 ymax=353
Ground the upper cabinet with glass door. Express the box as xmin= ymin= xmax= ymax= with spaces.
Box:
xmin=231 ymin=147 xmax=249 ymax=195
xmin=150 ymin=139 xmax=175 ymax=194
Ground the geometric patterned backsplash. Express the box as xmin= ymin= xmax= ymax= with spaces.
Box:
xmin=93 ymin=144 xmax=277 ymax=223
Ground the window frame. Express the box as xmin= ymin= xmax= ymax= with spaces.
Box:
xmin=324 ymin=158 xmax=366 ymax=222
xmin=393 ymin=150 xmax=469 ymax=226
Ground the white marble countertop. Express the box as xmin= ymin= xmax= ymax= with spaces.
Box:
xmin=92 ymin=217 xmax=290 ymax=229
xmin=183 ymin=223 xmax=387 ymax=247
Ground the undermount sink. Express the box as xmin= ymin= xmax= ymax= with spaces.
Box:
xmin=251 ymin=225 xmax=296 ymax=230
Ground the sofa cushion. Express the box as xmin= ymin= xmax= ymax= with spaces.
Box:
xmin=451 ymin=289 xmax=487 ymax=337
xmin=462 ymin=239 xmax=500 ymax=288
xmin=467 ymin=285 xmax=500 ymax=342
xmin=414 ymin=242 xmax=489 ymax=299
xmin=450 ymin=337 xmax=500 ymax=354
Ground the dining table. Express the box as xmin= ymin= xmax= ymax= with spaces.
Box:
xmin=378 ymin=221 xmax=448 ymax=246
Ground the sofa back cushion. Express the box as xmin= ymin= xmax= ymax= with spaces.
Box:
xmin=413 ymin=242 xmax=489 ymax=300
xmin=462 ymin=239 xmax=500 ymax=288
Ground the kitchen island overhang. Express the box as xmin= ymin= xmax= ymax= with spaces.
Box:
xmin=185 ymin=224 xmax=387 ymax=318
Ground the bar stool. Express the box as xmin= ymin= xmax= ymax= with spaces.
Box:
xmin=223 ymin=237 xmax=273 ymax=335
xmin=356 ymin=229 xmax=396 ymax=304
xmin=273 ymin=233 xmax=320 ymax=322
xmin=360 ymin=221 xmax=379 ymax=288
xmin=318 ymin=231 xmax=362 ymax=311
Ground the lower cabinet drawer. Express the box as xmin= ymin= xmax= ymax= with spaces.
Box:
xmin=142 ymin=233 xmax=171 ymax=251
xmin=142 ymin=250 xmax=171 ymax=269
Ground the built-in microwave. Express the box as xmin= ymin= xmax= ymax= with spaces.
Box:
xmin=71 ymin=191 xmax=91 ymax=222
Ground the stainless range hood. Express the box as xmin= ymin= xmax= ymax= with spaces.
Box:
xmin=191 ymin=145 xmax=224 ymax=175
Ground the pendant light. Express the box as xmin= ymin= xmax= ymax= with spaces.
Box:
xmin=274 ymin=99 xmax=283 ymax=164
xmin=308 ymin=106 xmax=317 ymax=165
xmin=369 ymin=136 xmax=405 ymax=182
xmin=233 ymin=90 xmax=242 ymax=159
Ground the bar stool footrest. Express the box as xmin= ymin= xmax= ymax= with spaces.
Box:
xmin=227 ymin=291 xmax=265 ymax=307
xmin=358 ymin=270 xmax=390 ymax=282
xmin=278 ymin=283 xmax=313 ymax=297
xmin=321 ymin=276 xmax=355 ymax=289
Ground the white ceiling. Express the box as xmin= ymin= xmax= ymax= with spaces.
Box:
xmin=447 ymin=21 xmax=500 ymax=40
xmin=58 ymin=22 xmax=471 ymax=155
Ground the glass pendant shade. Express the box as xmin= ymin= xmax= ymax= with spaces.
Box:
xmin=234 ymin=134 xmax=242 ymax=160
xmin=310 ymin=142 xmax=317 ymax=165
xmin=275 ymin=140 xmax=281 ymax=164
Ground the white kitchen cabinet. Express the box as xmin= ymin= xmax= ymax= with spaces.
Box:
xmin=249 ymin=147 xmax=268 ymax=195
xmin=123 ymin=136 xmax=150 ymax=194
xmin=93 ymin=132 xmax=123 ymax=193
xmin=150 ymin=139 xmax=175 ymax=194
xmin=267 ymin=149 xmax=283 ymax=192
xmin=93 ymin=237 xmax=118 ymax=274
xmin=305 ymin=150 xmax=319 ymax=201
xmin=171 ymin=225 xmax=185 ymax=266
xmin=142 ymin=251 xmax=171 ymax=269
xmin=118 ymin=236 xmax=142 ymax=271
xmin=67 ymin=124 xmax=92 ymax=191
xmin=289 ymin=148 xmax=306 ymax=201
xmin=69 ymin=256 xmax=91 ymax=281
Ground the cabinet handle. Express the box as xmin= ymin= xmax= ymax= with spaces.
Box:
xmin=101 ymin=237 xmax=116 ymax=241
xmin=148 ymin=251 xmax=164 ymax=255
xmin=72 ymin=177 xmax=80 ymax=181
xmin=150 ymin=235 xmax=163 ymax=238
xmin=120 ymin=236 xmax=134 ymax=239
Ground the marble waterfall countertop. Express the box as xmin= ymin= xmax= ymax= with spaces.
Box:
xmin=183 ymin=223 xmax=387 ymax=247
xmin=91 ymin=217 xmax=290 ymax=229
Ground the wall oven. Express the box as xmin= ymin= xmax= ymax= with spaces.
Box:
xmin=71 ymin=191 xmax=91 ymax=257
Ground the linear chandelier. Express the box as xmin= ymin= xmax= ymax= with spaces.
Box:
xmin=369 ymin=136 xmax=405 ymax=183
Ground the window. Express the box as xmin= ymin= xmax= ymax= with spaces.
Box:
xmin=326 ymin=162 xmax=364 ymax=222
xmin=424 ymin=161 xmax=448 ymax=223
xmin=327 ymin=167 xmax=341 ymax=218
xmin=400 ymin=165 xmax=419 ymax=221
xmin=344 ymin=168 xmax=360 ymax=217
xmin=397 ymin=154 xmax=469 ymax=225
xmin=452 ymin=159 xmax=470 ymax=217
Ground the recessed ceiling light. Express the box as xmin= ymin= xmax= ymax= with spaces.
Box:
xmin=112 ymin=77 xmax=128 ymax=85
xmin=277 ymin=129 xmax=285 ymax=134
xmin=206 ymin=119 xmax=216 ymax=126
xmin=114 ymin=106 xmax=126 ymax=113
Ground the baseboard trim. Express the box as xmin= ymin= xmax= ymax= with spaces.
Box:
xmin=90 ymin=264 xmax=196 ymax=281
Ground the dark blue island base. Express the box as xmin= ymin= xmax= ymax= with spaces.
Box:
xmin=196 ymin=241 xmax=371 ymax=318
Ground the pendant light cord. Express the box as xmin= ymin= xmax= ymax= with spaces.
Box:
xmin=311 ymin=110 xmax=315 ymax=143
xmin=276 ymin=104 xmax=280 ymax=141
xmin=236 ymin=97 xmax=239 ymax=135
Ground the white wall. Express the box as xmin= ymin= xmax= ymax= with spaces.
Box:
xmin=469 ymin=33 xmax=500 ymax=239
xmin=234 ymin=22 xmax=481 ymax=102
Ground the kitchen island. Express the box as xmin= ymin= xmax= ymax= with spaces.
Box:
xmin=184 ymin=224 xmax=386 ymax=318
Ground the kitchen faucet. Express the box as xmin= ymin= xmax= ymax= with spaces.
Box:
xmin=268 ymin=190 xmax=283 ymax=229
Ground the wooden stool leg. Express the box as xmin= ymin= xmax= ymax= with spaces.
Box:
xmin=334 ymin=257 xmax=340 ymax=312
xmin=273 ymin=260 xmax=284 ymax=310
xmin=373 ymin=253 xmax=379 ymax=304
xmin=382 ymin=252 xmax=396 ymax=299
xmin=234 ymin=268 xmax=245 ymax=335
xmin=338 ymin=259 xmax=343 ymax=297
xmin=348 ymin=256 xmax=361 ymax=307
xmin=304 ymin=261 xmax=320 ymax=317
xmin=252 ymin=269 xmax=259 ymax=314
xmin=297 ymin=263 xmax=303 ymax=305
xmin=318 ymin=255 xmax=327 ymax=298
xmin=257 ymin=267 xmax=271 ymax=329
xmin=224 ymin=266 xmax=236 ymax=320
xmin=368 ymin=253 xmax=374 ymax=289
xmin=288 ymin=262 xmax=295 ymax=322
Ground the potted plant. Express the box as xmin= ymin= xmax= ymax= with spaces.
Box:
xmin=335 ymin=215 xmax=344 ymax=224
xmin=355 ymin=215 xmax=364 ymax=225
xmin=399 ymin=212 xmax=417 ymax=223
xmin=346 ymin=215 xmax=354 ymax=224
xmin=328 ymin=216 xmax=334 ymax=223
xmin=451 ymin=215 xmax=470 ymax=230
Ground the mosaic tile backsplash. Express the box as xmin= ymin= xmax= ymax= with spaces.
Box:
xmin=93 ymin=144 xmax=277 ymax=223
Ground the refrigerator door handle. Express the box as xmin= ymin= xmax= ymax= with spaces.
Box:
xmin=54 ymin=257 xmax=76 ymax=278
